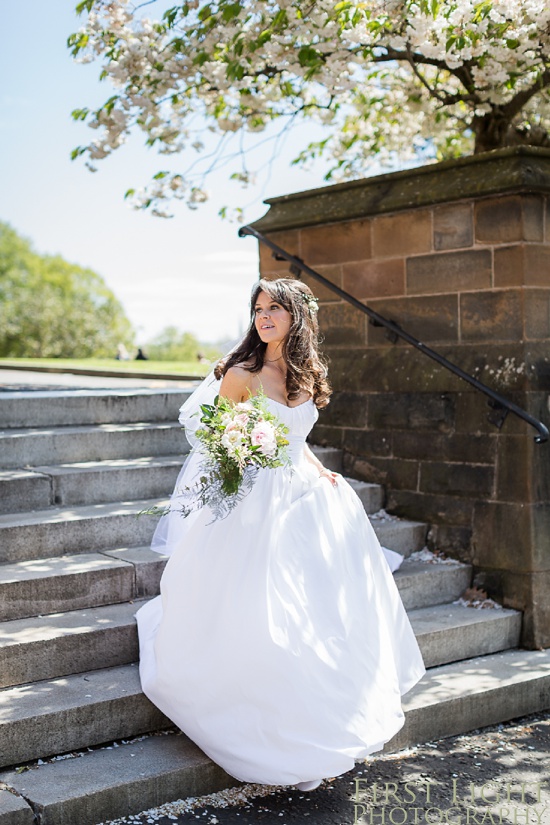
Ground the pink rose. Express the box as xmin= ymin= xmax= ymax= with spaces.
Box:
xmin=250 ymin=421 xmax=277 ymax=457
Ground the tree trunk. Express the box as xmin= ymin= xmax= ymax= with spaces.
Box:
xmin=474 ymin=112 xmax=550 ymax=153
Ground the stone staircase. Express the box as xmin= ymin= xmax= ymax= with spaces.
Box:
xmin=0 ymin=388 xmax=549 ymax=825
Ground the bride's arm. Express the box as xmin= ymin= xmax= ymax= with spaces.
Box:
xmin=304 ymin=444 xmax=339 ymax=486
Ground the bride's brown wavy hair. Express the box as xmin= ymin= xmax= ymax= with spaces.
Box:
xmin=214 ymin=278 xmax=331 ymax=409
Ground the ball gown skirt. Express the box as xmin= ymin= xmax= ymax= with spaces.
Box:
xmin=134 ymin=398 xmax=426 ymax=786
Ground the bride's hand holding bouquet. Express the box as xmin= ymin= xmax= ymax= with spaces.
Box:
xmin=194 ymin=389 xmax=290 ymax=496
xmin=142 ymin=389 xmax=290 ymax=523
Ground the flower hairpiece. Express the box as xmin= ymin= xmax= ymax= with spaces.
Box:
xmin=301 ymin=293 xmax=319 ymax=314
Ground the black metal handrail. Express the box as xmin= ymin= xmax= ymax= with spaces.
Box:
xmin=239 ymin=224 xmax=549 ymax=445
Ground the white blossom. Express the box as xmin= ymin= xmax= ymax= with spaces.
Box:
xmin=68 ymin=0 xmax=550 ymax=214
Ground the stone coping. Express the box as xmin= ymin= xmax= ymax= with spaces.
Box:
xmin=250 ymin=146 xmax=550 ymax=232
xmin=0 ymin=387 xmax=189 ymax=399
xmin=0 ymin=362 xmax=206 ymax=383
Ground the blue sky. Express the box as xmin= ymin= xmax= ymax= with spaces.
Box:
xmin=0 ymin=3 xmax=335 ymax=345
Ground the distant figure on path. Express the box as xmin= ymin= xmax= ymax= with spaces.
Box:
xmin=115 ymin=343 xmax=130 ymax=361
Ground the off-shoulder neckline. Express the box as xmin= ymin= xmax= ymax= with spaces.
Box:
xmin=263 ymin=396 xmax=314 ymax=410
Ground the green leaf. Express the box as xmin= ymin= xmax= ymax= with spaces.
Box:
xmin=226 ymin=60 xmax=245 ymax=81
xmin=67 ymin=31 xmax=89 ymax=56
xmin=75 ymin=0 xmax=95 ymax=15
xmin=222 ymin=2 xmax=242 ymax=22
xmin=272 ymin=8 xmax=287 ymax=27
xmin=171 ymin=38 xmax=186 ymax=54
xmin=124 ymin=189 xmax=135 ymax=199
xmin=297 ymin=46 xmax=322 ymax=68
xmin=163 ymin=6 xmax=179 ymax=27
xmin=71 ymin=107 xmax=89 ymax=122
xmin=198 ymin=4 xmax=212 ymax=21
xmin=256 ymin=29 xmax=273 ymax=48
xmin=102 ymin=95 xmax=118 ymax=114
xmin=193 ymin=51 xmax=210 ymax=66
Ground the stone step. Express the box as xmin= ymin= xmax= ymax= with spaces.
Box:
xmin=369 ymin=512 xmax=427 ymax=557
xmin=0 ymin=500 xmax=161 ymax=564
xmin=0 ymin=498 xmax=426 ymax=564
xmin=387 ymin=647 xmax=550 ymax=751
xmin=0 ymin=456 xmax=184 ymax=513
xmin=1 ymin=648 xmax=550 ymax=824
xmin=0 ymin=437 xmax=379 ymax=522
xmin=0 ymin=663 xmax=169 ymax=768
xmin=0 ymin=388 xmax=191 ymax=429
xmin=0 ymin=469 xmax=53 ymax=515
xmin=0 ymin=553 xmax=137 ymax=623
xmin=0 ymin=788 xmax=33 ymax=825
xmin=2 ymin=593 xmax=517 ymax=693
xmin=0 ymin=600 xmax=144 ymax=689
xmin=394 ymin=556 xmax=472 ymax=610
xmin=343 ymin=477 xmax=384 ymax=514
xmin=310 ymin=445 xmax=343 ymax=473
xmin=0 ymin=422 xmax=186 ymax=469
xmin=0 ymin=732 xmax=234 ymax=825
xmin=0 ymin=594 xmax=525 ymax=772
xmin=0 ymin=460 xmax=381 ymax=516
xmin=410 ymin=602 xmax=521 ymax=667
xmin=0 ymin=554 xmax=470 ymax=687
xmin=1 ymin=549 xmax=453 ymax=633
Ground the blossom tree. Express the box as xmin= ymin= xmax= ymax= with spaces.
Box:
xmin=69 ymin=0 xmax=550 ymax=215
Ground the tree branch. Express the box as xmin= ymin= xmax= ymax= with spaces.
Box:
xmin=371 ymin=47 xmax=452 ymax=72
xmin=405 ymin=45 xmax=457 ymax=105
xmin=369 ymin=46 xmax=480 ymax=104
xmin=501 ymin=68 xmax=550 ymax=121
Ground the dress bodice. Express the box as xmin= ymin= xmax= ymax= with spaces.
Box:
xmin=264 ymin=397 xmax=319 ymax=434
xmin=264 ymin=397 xmax=319 ymax=464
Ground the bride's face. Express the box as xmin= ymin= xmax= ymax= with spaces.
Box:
xmin=254 ymin=290 xmax=292 ymax=345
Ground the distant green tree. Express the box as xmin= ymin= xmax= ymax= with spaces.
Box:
xmin=145 ymin=326 xmax=221 ymax=362
xmin=0 ymin=222 xmax=134 ymax=357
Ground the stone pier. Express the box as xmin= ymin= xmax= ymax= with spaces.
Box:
xmin=253 ymin=146 xmax=550 ymax=649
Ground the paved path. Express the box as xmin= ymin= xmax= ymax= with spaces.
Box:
xmin=0 ymin=369 xmax=198 ymax=391
xmin=97 ymin=709 xmax=550 ymax=825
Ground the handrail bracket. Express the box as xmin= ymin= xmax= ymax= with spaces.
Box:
xmin=487 ymin=399 xmax=510 ymax=430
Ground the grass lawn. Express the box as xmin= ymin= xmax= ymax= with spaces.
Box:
xmin=0 ymin=358 xmax=210 ymax=376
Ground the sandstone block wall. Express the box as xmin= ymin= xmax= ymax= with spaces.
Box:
xmin=253 ymin=148 xmax=550 ymax=648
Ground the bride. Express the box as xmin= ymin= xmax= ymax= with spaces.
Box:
xmin=135 ymin=277 xmax=426 ymax=793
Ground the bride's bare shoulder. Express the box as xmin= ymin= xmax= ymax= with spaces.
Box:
xmin=225 ymin=361 xmax=254 ymax=381
xmin=220 ymin=362 xmax=256 ymax=402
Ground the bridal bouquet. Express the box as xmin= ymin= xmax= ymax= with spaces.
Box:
xmin=144 ymin=391 xmax=291 ymax=523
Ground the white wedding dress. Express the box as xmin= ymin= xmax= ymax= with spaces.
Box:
xmin=135 ymin=391 xmax=426 ymax=787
